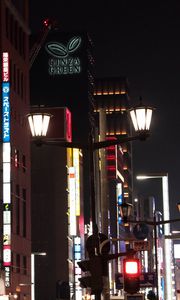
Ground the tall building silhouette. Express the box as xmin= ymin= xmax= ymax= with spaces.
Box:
xmin=0 ymin=1 xmax=31 ymax=298
xmin=94 ymin=76 xmax=132 ymax=235
xmin=30 ymin=29 xmax=95 ymax=300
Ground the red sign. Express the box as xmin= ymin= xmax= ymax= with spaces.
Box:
xmin=3 ymin=245 xmax=11 ymax=266
xmin=2 ymin=52 xmax=9 ymax=82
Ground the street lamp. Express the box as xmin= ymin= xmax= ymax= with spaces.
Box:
xmin=119 ymin=202 xmax=133 ymax=226
xmin=27 ymin=102 xmax=154 ymax=230
xmin=136 ymin=173 xmax=175 ymax=300
xmin=27 ymin=101 xmax=154 ymax=300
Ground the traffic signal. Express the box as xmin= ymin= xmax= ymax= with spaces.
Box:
xmin=77 ymin=256 xmax=103 ymax=294
xmin=123 ymin=257 xmax=140 ymax=294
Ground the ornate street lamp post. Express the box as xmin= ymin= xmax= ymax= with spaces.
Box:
xmin=28 ymin=101 xmax=154 ymax=300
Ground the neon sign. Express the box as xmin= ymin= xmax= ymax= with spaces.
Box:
xmin=2 ymin=82 xmax=10 ymax=143
xmin=2 ymin=52 xmax=9 ymax=82
xmin=2 ymin=52 xmax=11 ymax=287
xmin=68 ymin=167 xmax=77 ymax=236
xmin=45 ymin=36 xmax=82 ymax=75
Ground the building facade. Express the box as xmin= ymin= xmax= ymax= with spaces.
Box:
xmin=31 ymin=107 xmax=85 ymax=300
xmin=94 ymin=77 xmax=132 ymax=232
xmin=94 ymin=77 xmax=133 ymax=294
xmin=30 ymin=29 xmax=95 ymax=300
xmin=0 ymin=1 xmax=31 ymax=299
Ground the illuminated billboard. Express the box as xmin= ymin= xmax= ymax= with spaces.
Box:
xmin=2 ymin=52 xmax=11 ymax=287
xmin=45 ymin=36 xmax=82 ymax=76
xmin=2 ymin=82 xmax=10 ymax=143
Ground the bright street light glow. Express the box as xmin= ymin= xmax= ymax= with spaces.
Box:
xmin=136 ymin=172 xmax=174 ymax=300
xmin=136 ymin=174 xmax=166 ymax=180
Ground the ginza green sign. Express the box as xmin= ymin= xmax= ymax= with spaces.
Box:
xmin=45 ymin=36 xmax=82 ymax=75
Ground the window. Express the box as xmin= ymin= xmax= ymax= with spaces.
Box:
xmin=22 ymin=155 xmax=26 ymax=172
xmin=14 ymin=21 xmax=18 ymax=49
xmin=13 ymin=64 xmax=16 ymax=92
xmin=23 ymin=256 xmax=27 ymax=275
xmin=5 ymin=8 xmax=9 ymax=39
xmin=16 ymin=185 xmax=20 ymax=235
xmin=10 ymin=14 xmax=13 ymax=44
xmin=17 ymin=68 xmax=20 ymax=95
xmin=14 ymin=149 xmax=20 ymax=168
xmin=16 ymin=254 xmax=20 ymax=273
xmin=19 ymin=27 xmax=22 ymax=56
xmin=22 ymin=189 xmax=26 ymax=237
xmin=20 ymin=72 xmax=24 ymax=98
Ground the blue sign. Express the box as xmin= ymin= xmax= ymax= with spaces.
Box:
xmin=2 ymin=82 xmax=10 ymax=142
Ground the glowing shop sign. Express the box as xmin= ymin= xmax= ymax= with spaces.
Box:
xmin=3 ymin=245 xmax=11 ymax=266
xmin=45 ymin=36 xmax=82 ymax=75
xmin=2 ymin=52 xmax=11 ymax=286
xmin=69 ymin=167 xmax=77 ymax=236
xmin=2 ymin=82 xmax=10 ymax=143
xmin=73 ymin=149 xmax=80 ymax=216
xmin=2 ymin=52 xmax=9 ymax=82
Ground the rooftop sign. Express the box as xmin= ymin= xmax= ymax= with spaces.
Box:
xmin=45 ymin=36 xmax=82 ymax=76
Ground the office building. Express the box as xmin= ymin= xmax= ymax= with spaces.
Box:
xmin=93 ymin=77 xmax=132 ymax=293
xmin=31 ymin=107 xmax=85 ymax=300
xmin=0 ymin=1 xmax=31 ymax=299
xmin=94 ymin=77 xmax=132 ymax=234
xmin=30 ymin=29 xmax=95 ymax=300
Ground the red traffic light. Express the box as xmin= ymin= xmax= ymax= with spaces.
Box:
xmin=123 ymin=258 xmax=140 ymax=276
xmin=123 ymin=258 xmax=140 ymax=294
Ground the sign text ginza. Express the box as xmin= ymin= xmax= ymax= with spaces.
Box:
xmin=45 ymin=36 xmax=82 ymax=75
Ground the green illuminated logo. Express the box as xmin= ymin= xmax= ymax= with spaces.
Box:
xmin=45 ymin=37 xmax=82 ymax=75
xmin=46 ymin=37 xmax=81 ymax=58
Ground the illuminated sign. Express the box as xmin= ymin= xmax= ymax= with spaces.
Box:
xmin=73 ymin=149 xmax=80 ymax=216
xmin=69 ymin=167 xmax=77 ymax=236
xmin=66 ymin=109 xmax=72 ymax=142
xmin=2 ymin=52 xmax=11 ymax=287
xmin=3 ymin=245 xmax=11 ymax=266
xmin=2 ymin=52 xmax=9 ymax=82
xmin=2 ymin=82 xmax=10 ymax=143
xmin=74 ymin=237 xmax=82 ymax=300
xmin=45 ymin=36 xmax=82 ymax=75
xmin=117 ymin=183 xmax=123 ymax=224
xmin=4 ymin=267 xmax=10 ymax=288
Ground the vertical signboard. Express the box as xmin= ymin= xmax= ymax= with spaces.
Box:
xmin=74 ymin=237 xmax=82 ymax=300
xmin=73 ymin=149 xmax=80 ymax=216
xmin=68 ymin=167 xmax=77 ymax=236
xmin=2 ymin=52 xmax=11 ymax=287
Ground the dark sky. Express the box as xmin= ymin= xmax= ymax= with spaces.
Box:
xmin=29 ymin=1 xmax=180 ymax=229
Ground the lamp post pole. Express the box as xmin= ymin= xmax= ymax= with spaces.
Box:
xmin=153 ymin=212 xmax=159 ymax=300
xmin=27 ymin=101 xmax=154 ymax=300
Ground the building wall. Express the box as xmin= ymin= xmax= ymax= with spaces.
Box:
xmin=0 ymin=0 xmax=31 ymax=298
xmin=30 ymin=29 xmax=95 ymax=226
xmin=94 ymin=77 xmax=132 ymax=203
xmin=31 ymin=107 xmax=85 ymax=300
xmin=31 ymin=144 xmax=69 ymax=300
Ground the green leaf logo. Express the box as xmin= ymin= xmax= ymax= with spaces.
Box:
xmin=67 ymin=37 xmax=82 ymax=53
xmin=46 ymin=42 xmax=68 ymax=58
xmin=45 ymin=36 xmax=82 ymax=58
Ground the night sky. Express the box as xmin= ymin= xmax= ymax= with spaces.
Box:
xmin=29 ymin=1 xmax=180 ymax=229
